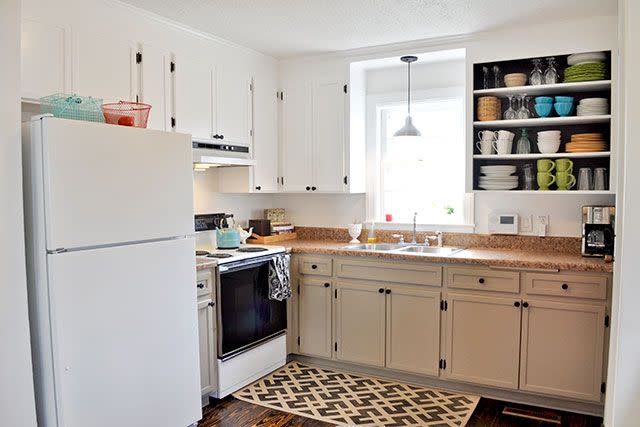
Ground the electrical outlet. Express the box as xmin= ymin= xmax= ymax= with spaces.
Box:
xmin=537 ymin=215 xmax=549 ymax=237
xmin=520 ymin=215 xmax=533 ymax=233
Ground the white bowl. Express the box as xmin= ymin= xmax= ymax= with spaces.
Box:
xmin=537 ymin=141 xmax=561 ymax=154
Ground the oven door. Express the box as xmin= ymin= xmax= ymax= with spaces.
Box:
xmin=216 ymin=256 xmax=287 ymax=360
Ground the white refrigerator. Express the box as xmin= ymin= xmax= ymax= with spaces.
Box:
xmin=22 ymin=116 xmax=201 ymax=427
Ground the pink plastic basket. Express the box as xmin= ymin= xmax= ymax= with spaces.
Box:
xmin=101 ymin=101 xmax=151 ymax=128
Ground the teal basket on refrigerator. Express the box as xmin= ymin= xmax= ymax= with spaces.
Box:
xmin=40 ymin=93 xmax=105 ymax=123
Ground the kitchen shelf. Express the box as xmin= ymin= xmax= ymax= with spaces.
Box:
xmin=474 ymin=115 xmax=611 ymax=128
xmin=473 ymin=152 xmax=611 ymax=160
xmin=473 ymin=190 xmax=615 ymax=195
xmin=473 ymin=80 xmax=611 ymax=97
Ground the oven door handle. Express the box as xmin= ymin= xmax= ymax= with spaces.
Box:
xmin=218 ymin=256 xmax=276 ymax=274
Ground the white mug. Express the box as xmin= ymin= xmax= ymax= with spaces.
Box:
xmin=493 ymin=139 xmax=513 ymax=155
xmin=497 ymin=130 xmax=515 ymax=141
xmin=476 ymin=139 xmax=495 ymax=155
xmin=477 ymin=130 xmax=497 ymax=141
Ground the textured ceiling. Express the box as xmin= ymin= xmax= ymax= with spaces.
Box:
xmin=121 ymin=0 xmax=617 ymax=58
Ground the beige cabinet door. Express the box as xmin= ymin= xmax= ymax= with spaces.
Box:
xmin=444 ymin=292 xmax=522 ymax=389
xmin=197 ymin=299 xmax=216 ymax=396
xmin=298 ymin=277 xmax=332 ymax=358
xmin=386 ymin=285 xmax=441 ymax=376
xmin=520 ymin=299 xmax=605 ymax=401
xmin=334 ymin=280 xmax=386 ymax=367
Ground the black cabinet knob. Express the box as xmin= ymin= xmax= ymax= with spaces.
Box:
xmin=312 ymin=186 xmax=317 ymax=191
xmin=523 ymin=302 xmax=529 ymax=308
xmin=219 ymin=134 xmax=224 ymax=140
xmin=478 ymin=278 xmax=485 ymax=284
xmin=378 ymin=288 xmax=384 ymax=293
xmin=311 ymin=264 xmax=317 ymax=269
xmin=208 ymin=301 xmax=215 ymax=307
xmin=514 ymin=301 xmax=521 ymax=307
xmin=197 ymin=283 xmax=204 ymax=289
xmin=561 ymin=283 xmax=569 ymax=290
xmin=385 ymin=289 xmax=391 ymax=294
xmin=255 ymin=186 xmax=261 ymax=190
xmin=324 ymin=283 xmax=330 ymax=288
xmin=306 ymin=186 xmax=311 ymax=191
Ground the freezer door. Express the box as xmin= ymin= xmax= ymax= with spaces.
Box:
xmin=46 ymin=238 xmax=201 ymax=427
xmin=40 ymin=117 xmax=193 ymax=250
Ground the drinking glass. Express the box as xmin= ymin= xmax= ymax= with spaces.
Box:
xmin=530 ymin=59 xmax=544 ymax=85
xmin=594 ymin=168 xmax=608 ymax=191
xmin=516 ymin=128 xmax=531 ymax=154
xmin=482 ymin=66 xmax=490 ymax=90
xmin=504 ymin=95 xmax=517 ymax=120
xmin=493 ymin=65 xmax=502 ymax=88
xmin=578 ymin=168 xmax=593 ymax=191
xmin=544 ymin=57 xmax=559 ymax=85
xmin=516 ymin=95 xmax=531 ymax=119
xmin=522 ymin=164 xmax=535 ymax=190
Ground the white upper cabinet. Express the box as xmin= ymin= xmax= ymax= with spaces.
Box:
xmin=21 ymin=19 xmax=71 ymax=100
xmin=173 ymin=54 xmax=216 ymax=140
xmin=216 ymin=65 xmax=253 ymax=146
xmin=280 ymin=84 xmax=313 ymax=192
xmin=73 ymin=30 xmax=136 ymax=102
xmin=139 ymin=44 xmax=170 ymax=131
xmin=252 ymin=74 xmax=279 ymax=192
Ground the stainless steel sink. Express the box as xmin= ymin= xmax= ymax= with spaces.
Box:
xmin=342 ymin=243 xmax=405 ymax=251
xmin=396 ymin=246 xmax=464 ymax=255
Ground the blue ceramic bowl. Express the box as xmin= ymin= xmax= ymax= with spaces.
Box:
xmin=535 ymin=96 xmax=553 ymax=104
xmin=535 ymin=103 xmax=553 ymax=117
xmin=554 ymin=102 xmax=574 ymax=116
xmin=555 ymin=96 xmax=574 ymax=103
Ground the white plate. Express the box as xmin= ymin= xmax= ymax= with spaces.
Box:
xmin=567 ymin=51 xmax=606 ymax=66
xmin=478 ymin=183 xmax=519 ymax=190
xmin=480 ymin=165 xmax=517 ymax=172
xmin=580 ymin=97 xmax=608 ymax=104
xmin=481 ymin=172 xmax=517 ymax=177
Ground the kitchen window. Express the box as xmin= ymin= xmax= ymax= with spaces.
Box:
xmin=369 ymin=88 xmax=471 ymax=227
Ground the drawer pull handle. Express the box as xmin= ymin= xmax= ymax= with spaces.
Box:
xmin=478 ymin=278 xmax=485 ymax=284
xmin=561 ymin=283 xmax=569 ymax=290
xmin=208 ymin=301 xmax=215 ymax=307
xmin=311 ymin=264 xmax=318 ymax=270
xmin=523 ymin=302 xmax=529 ymax=308
xmin=197 ymin=283 xmax=205 ymax=289
xmin=324 ymin=283 xmax=330 ymax=288
xmin=514 ymin=301 xmax=521 ymax=307
xmin=378 ymin=288 xmax=384 ymax=293
xmin=385 ymin=289 xmax=391 ymax=294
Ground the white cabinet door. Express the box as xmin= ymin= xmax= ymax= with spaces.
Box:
xmin=386 ymin=285 xmax=441 ymax=376
xmin=298 ymin=277 xmax=332 ymax=358
xmin=174 ymin=55 xmax=216 ymax=140
xmin=312 ymin=80 xmax=346 ymax=193
xmin=73 ymin=31 xmax=136 ymax=102
xmin=280 ymin=85 xmax=312 ymax=192
xmin=197 ymin=298 xmax=216 ymax=396
xmin=139 ymin=44 xmax=170 ymax=131
xmin=334 ymin=280 xmax=386 ymax=367
xmin=252 ymin=75 xmax=279 ymax=192
xmin=21 ymin=19 xmax=71 ymax=100
xmin=520 ymin=299 xmax=605 ymax=401
xmin=444 ymin=292 xmax=522 ymax=389
xmin=216 ymin=65 xmax=253 ymax=146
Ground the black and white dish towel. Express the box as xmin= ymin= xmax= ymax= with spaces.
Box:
xmin=268 ymin=253 xmax=291 ymax=301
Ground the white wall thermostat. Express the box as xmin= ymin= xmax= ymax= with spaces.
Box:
xmin=488 ymin=212 xmax=519 ymax=235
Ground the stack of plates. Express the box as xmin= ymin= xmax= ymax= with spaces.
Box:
xmin=566 ymin=133 xmax=608 ymax=152
xmin=577 ymin=98 xmax=609 ymax=116
xmin=479 ymin=165 xmax=518 ymax=190
xmin=564 ymin=52 xmax=607 ymax=82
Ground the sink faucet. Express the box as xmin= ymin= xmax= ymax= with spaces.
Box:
xmin=392 ymin=234 xmax=405 ymax=244
xmin=425 ymin=231 xmax=443 ymax=247
xmin=411 ymin=212 xmax=418 ymax=244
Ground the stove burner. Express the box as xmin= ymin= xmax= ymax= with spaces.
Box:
xmin=196 ymin=250 xmax=210 ymax=256
xmin=206 ymin=253 xmax=234 ymax=259
xmin=237 ymin=247 xmax=269 ymax=253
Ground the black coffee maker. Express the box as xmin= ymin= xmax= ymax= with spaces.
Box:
xmin=581 ymin=206 xmax=615 ymax=257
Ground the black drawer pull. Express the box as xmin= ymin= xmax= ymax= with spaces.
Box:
xmin=378 ymin=288 xmax=384 ymax=293
xmin=208 ymin=301 xmax=215 ymax=307
xmin=514 ymin=301 xmax=521 ymax=307
xmin=306 ymin=186 xmax=311 ymax=191
xmin=561 ymin=283 xmax=569 ymax=290
xmin=385 ymin=289 xmax=391 ymax=294
xmin=311 ymin=264 xmax=318 ymax=270
xmin=478 ymin=278 xmax=485 ymax=284
xmin=324 ymin=283 xmax=330 ymax=288
xmin=523 ymin=302 xmax=529 ymax=308
xmin=197 ymin=283 xmax=205 ymax=289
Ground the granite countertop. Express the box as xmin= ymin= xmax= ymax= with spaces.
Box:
xmin=284 ymin=240 xmax=613 ymax=273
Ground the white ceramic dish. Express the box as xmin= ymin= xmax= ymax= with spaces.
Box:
xmin=567 ymin=51 xmax=606 ymax=66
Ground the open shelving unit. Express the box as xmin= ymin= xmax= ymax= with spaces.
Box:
xmin=472 ymin=51 xmax=613 ymax=193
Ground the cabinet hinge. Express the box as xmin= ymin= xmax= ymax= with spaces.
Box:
xmin=604 ymin=314 xmax=610 ymax=328
xmin=135 ymin=95 xmax=139 ymax=102
xmin=601 ymin=382 xmax=606 ymax=394
xmin=334 ymin=289 xmax=337 ymax=299
xmin=297 ymin=286 xmax=300 ymax=295
xmin=249 ymin=129 xmax=254 ymax=137
xmin=249 ymin=83 xmax=254 ymax=92
xmin=170 ymin=61 xmax=175 ymax=73
xmin=439 ymin=359 xmax=447 ymax=369
xmin=334 ymin=342 xmax=337 ymax=352
xmin=297 ymin=336 xmax=300 ymax=346
xmin=171 ymin=117 xmax=176 ymax=128
xmin=280 ymin=91 xmax=284 ymax=101
xmin=343 ymin=175 xmax=348 ymax=185
xmin=281 ymin=176 xmax=285 ymax=186
xmin=440 ymin=300 xmax=448 ymax=311
xmin=343 ymin=84 xmax=348 ymax=94
xmin=136 ymin=52 xmax=142 ymax=64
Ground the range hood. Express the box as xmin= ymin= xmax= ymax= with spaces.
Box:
xmin=192 ymin=138 xmax=256 ymax=169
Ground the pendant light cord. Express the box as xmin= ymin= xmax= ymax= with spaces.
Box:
xmin=407 ymin=61 xmax=411 ymax=116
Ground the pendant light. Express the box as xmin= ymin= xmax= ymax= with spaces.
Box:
xmin=394 ymin=55 xmax=421 ymax=138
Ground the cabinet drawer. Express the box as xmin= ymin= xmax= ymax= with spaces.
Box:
xmin=524 ymin=272 xmax=608 ymax=300
xmin=335 ymin=259 xmax=441 ymax=287
xmin=299 ymin=256 xmax=332 ymax=276
xmin=196 ymin=269 xmax=214 ymax=298
xmin=446 ymin=266 xmax=519 ymax=293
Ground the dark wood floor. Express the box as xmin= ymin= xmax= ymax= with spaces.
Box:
xmin=199 ymin=395 xmax=603 ymax=427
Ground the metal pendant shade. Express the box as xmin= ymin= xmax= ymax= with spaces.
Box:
xmin=394 ymin=55 xmax=421 ymax=137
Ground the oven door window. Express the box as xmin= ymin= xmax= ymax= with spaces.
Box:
xmin=219 ymin=261 xmax=286 ymax=359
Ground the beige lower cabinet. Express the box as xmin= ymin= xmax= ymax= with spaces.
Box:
xmin=519 ymin=299 xmax=606 ymax=402
xmin=197 ymin=298 xmax=217 ymax=396
xmin=444 ymin=292 xmax=522 ymax=389
xmin=386 ymin=284 xmax=441 ymax=376
xmin=334 ymin=280 xmax=386 ymax=367
xmin=298 ymin=276 xmax=333 ymax=358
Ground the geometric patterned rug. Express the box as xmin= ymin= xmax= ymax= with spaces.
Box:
xmin=233 ymin=362 xmax=480 ymax=426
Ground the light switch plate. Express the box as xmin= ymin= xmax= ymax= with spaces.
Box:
xmin=520 ymin=215 xmax=533 ymax=233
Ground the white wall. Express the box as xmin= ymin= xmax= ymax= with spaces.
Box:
xmin=604 ymin=0 xmax=640 ymax=425
xmin=0 ymin=0 xmax=37 ymax=425
xmin=366 ymin=60 xmax=465 ymax=94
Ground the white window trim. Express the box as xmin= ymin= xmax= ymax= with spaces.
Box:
xmin=365 ymin=86 xmax=475 ymax=232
